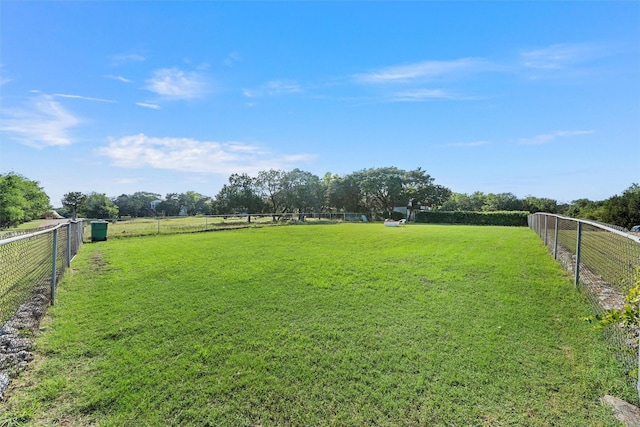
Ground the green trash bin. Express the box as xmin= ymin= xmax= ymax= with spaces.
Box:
xmin=91 ymin=220 xmax=108 ymax=242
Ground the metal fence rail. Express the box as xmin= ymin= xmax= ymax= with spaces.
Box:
xmin=0 ymin=223 xmax=58 ymax=241
xmin=528 ymin=213 xmax=640 ymax=390
xmin=0 ymin=221 xmax=84 ymax=326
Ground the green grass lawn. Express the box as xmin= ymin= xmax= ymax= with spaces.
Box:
xmin=1 ymin=224 xmax=635 ymax=426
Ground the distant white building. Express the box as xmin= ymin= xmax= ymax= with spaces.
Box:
xmin=150 ymin=199 xmax=162 ymax=210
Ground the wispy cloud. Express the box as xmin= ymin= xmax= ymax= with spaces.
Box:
xmin=98 ymin=133 xmax=316 ymax=175
xmin=390 ymin=88 xmax=467 ymax=102
xmin=242 ymin=80 xmax=302 ymax=98
xmin=145 ymin=67 xmax=208 ymax=99
xmin=0 ymin=64 xmax=11 ymax=86
xmin=518 ymin=130 xmax=594 ymax=145
xmin=136 ymin=102 xmax=161 ymax=110
xmin=105 ymin=74 xmax=132 ymax=83
xmin=53 ymin=93 xmax=116 ymax=103
xmin=0 ymin=95 xmax=80 ymax=148
xmin=521 ymin=43 xmax=607 ymax=70
xmin=224 ymin=52 xmax=242 ymax=67
xmin=446 ymin=140 xmax=489 ymax=147
xmin=354 ymin=58 xmax=497 ymax=84
xmin=110 ymin=52 xmax=146 ymax=66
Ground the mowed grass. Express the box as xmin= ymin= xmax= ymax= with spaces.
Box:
xmin=2 ymin=224 xmax=635 ymax=426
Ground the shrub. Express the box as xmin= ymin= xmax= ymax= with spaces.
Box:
xmin=415 ymin=211 xmax=529 ymax=226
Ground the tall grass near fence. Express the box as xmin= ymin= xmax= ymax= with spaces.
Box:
xmin=1 ymin=224 xmax=635 ymax=426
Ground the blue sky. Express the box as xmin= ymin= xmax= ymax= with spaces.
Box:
xmin=1 ymin=1 xmax=639 ymax=207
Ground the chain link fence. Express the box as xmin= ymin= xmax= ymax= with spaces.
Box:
xmin=0 ymin=223 xmax=58 ymax=241
xmin=529 ymin=213 xmax=640 ymax=390
xmin=0 ymin=221 xmax=84 ymax=326
xmin=81 ymin=213 xmax=367 ymax=239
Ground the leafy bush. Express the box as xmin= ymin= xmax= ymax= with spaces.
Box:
xmin=415 ymin=211 xmax=529 ymax=226
xmin=592 ymin=269 xmax=640 ymax=330
xmin=588 ymin=269 xmax=640 ymax=382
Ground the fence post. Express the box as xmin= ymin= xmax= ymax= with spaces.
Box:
xmin=66 ymin=222 xmax=71 ymax=267
xmin=574 ymin=221 xmax=582 ymax=287
xmin=553 ymin=217 xmax=559 ymax=260
xmin=544 ymin=215 xmax=548 ymax=246
xmin=538 ymin=214 xmax=542 ymax=237
xmin=157 ymin=218 xmax=161 ymax=234
xmin=51 ymin=228 xmax=58 ymax=305
xmin=78 ymin=220 xmax=84 ymax=248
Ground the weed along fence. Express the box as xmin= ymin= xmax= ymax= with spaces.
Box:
xmin=528 ymin=213 xmax=640 ymax=388
xmin=0 ymin=221 xmax=84 ymax=326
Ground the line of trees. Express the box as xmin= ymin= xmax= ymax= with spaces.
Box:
xmin=211 ymin=167 xmax=452 ymax=220
xmin=561 ymin=184 xmax=640 ymax=229
xmin=60 ymin=167 xmax=453 ymax=220
xmin=441 ymin=192 xmax=559 ymax=214
xmin=61 ymin=172 xmax=639 ymax=229
xmin=441 ymin=185 xmax=640 ymax=229
xmin=2 ymin=168 xmax=638 ymax=229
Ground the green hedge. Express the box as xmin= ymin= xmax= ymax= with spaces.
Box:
xmin=415 ymin=211 xmax=529 ymax=226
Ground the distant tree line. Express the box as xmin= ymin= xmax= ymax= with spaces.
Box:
xmin=2 ymin=169 xmax=638 ymax=229
xmin=440 ymin=184 xmax=640 ymax=229
xmin=59 ymin=167 xmax=452 ymax=220
xmin=561 ymin=184 xmax=640 ymax=229
xmin=441 ymin=192 xmax=559 ymax=213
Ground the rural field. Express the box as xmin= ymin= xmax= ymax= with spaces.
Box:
xmin=1 ymin=223 xmax=636 ymax=426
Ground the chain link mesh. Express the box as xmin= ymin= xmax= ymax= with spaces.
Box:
xmin=529 ymin=213 xmax=640 ymax=380
xmin=0 ymin=221 xmax=84 ymax=325
xmin=80 ymin=214 xmax=367 ymax=239
xmin=0 ymin=224 xmax=58 ymax=241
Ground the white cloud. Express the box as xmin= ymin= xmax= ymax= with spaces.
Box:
xmin=0 ymin=94 xmax=80 ymax=148
xmin=98 ymin=133 xmax=316 ymax=175
xmin=144 ymin=67 xmax=208 ymax=99
xmin=521 ymin=43 xmax=607 ymax=70
xmin=518 ymin=130 xmax=594 ymax=145
xmin=447 ymin=141 xmax=489 ymax=147
xmin=0 ymin=64 xmax=11 ymax=86
xmin=136 ymin=102 xmax=161 ymax=109
xmin=354 ymin=58 xmax=496 ymax=84
xmin=242 ymin=80 xmax=302 ymax=98
xmin=105 ymin=74 xmax=132 ymax=83
xmin=53 ymin=93 xmax=116 ymax=103
xmin=110 ymin=52 xmax=146 ymax=66
xmin=224 ymin=52 xmax=242 ymax=67
xmin=390 ymin=88 xmax=463 ymax=102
